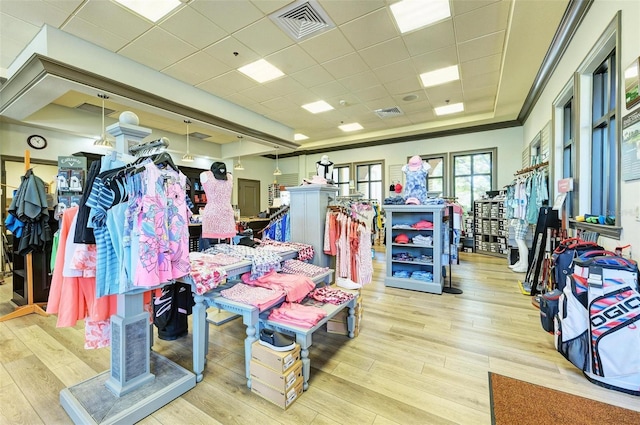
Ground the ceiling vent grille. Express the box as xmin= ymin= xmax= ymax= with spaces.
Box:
xmin=77 ymin=102 xmax=116 ymax=116
xmin=270 ymin=0 xmax=335 ymax=41
xmin=374 ymin=106 xmax=404 ymax=118
xmin=189 ymin=131 xmax=210 ymax=140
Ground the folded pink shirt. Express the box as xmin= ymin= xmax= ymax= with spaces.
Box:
xmin=241 ymin=269 xmax=315 ymax=302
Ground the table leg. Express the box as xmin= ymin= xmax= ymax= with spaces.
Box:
xmin=347 ymin=301 xmax=356 ymax=338
xmin=192 ymin=294 xmax=206 ymax=382
xmin=300 ymin=345 xmax=311 ymax=390
xmin=243 ymin=310 xmax=259 ymax=388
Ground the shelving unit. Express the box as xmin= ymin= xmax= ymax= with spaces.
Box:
xmin=473 ymin=199 xmax=508 ymax=257
xmin=384 ymin=204 xmax=446 ymax=294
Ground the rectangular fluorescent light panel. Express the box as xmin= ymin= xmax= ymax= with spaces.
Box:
xmin=339 ymin=122 xmax=364 ymax=132
xmin=420 ymin=65 xmax=459 ymax=88
xmin=294 ymin=133 xmax=309 ymax=141
xmin=238 ymin=59 xmax=284 ymax=83
xmin=302 ymin=100 xmax=334 ymax=113
xmin=390 ymin=0 xmax=451 ymax=34
xmin=434 ymin=102 xmax=464 ymax=116
xmin=114 ymin=0 xmax=181 ymax=22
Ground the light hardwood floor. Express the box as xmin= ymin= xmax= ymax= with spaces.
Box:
xmin=1 ymin=250 xmax=639 ymax=425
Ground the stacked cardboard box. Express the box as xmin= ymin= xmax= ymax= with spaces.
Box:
xmin=326 ymin=292 xmax=363 ymax=336
xmin=250 ymin=340 xmax=303 ymax=410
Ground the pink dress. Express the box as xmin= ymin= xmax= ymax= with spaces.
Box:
xmin=201 ymin=171 xmax=236 ymax=239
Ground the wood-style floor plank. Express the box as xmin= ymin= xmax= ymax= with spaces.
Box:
xmin=1 ymin=250 xmax=639 ymax=425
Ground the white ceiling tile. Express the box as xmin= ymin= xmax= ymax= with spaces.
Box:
xmin=223 ymin=91 xmax=258 ymax=109
xmin=203 ymin=36 xmax=261 ymax=68
xmin=380 ymin=114 xmax=413 ymax=127
xmin=233 ymin=17 xmax=294 ymax=56
xmin=318 ymin=0 xmax=385 ymax=26
xmin=406 ymin=108 xmax=435 ymax=123
xmin=264 ymin=76 xmax=306 ymax=96
xmin=339 ymin=8 xmax=398 ymax=50
xmin=454 ymin=0 xmax=510 ymax=43
xmin=239 ymin=84 xmax=277 ymax=103
xmin=160 ymin=6 xmax=227 ymax=49
xmin=463 ymin=85 xmax=497 ymax=102
xmin=424 ymin=81 xmax=464 ymax=104
xmin=359 ymin=37 xmax=409 ymax=69
xmin=299 ymin=28 xmax=355 ymax=64
xmin=291 ymin=65 xmax=334 ymax=88
xmin=266 ymin=45 xmax=317 ymax=75
xmin=62 ymin=17 xmax=130 ymax=52
xmin=452 ymin=0 xmax=503 ymax=16
xmin=190 ymin=0 xmax=264 ymax=34
xmin=339 ymin=71 xmax=380 ymax=92
xmin=250 ymin=0 xmax=292 ymax=14
xmin=162 ymin=52 xmax=231 ymax=85
xmin=119 ymin=27 xmax=197 ymax=70
xmin=1 ymin=36 xmax=32 ymax=69
xmin=1 ymin=0 xmax=68 ymax=27
xmin=322 ymin=52 xmax=369 ymax=79
xmin=310 ymin=81 xmax=349 ymax=98
xmin=283 ymin=89 xmax=322 ymax=107
xmin=400 ymin=99 xmax=434 ymax=114
xmin=403 ymin=19 xmax=456 ymax=56
xmin=43 ymin=0 xmax=84 ymax=14
xmin=462 ymin=70 xmax=500 ymax=91
xmin=458 ymin=31 xmax=505 ymax=63
xmin=465 ymin=97 xmax=496 ymax=113
xmin=411 ymin=46 xmax=459 ymax=74
xmin=75 ymin=0 xmax=152 ymax=40
xmin=354 ymin=85 xmax=389 ymax=102
xmin=460 ymin=53 xmax=502 ymax=78
xmin=197 ymin=71 xmax=257 ymax=97
xmin=391 ymin=92 xmax=426 ymax=105
xmin=383 ymin=75 xmax=422 ymax=96
xmin=260 ymin=96 xmax=299 ymax=112
xmin=372 ymin=59 xmax=416 ymax=84
xmin=362 ymin=96 xmax=398 ymax=111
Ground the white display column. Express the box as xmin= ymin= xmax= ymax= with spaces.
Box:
xmin=286 ymin=184 xmax=338 ymax=267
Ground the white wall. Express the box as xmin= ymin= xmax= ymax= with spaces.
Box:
xmin=523 ymin=0 xmax=640 ymax=254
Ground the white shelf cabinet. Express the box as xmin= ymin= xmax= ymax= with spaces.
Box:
xmin=384 ymin=204 xmax=446 ymax=294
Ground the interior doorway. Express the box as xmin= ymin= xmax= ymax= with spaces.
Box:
xmin=237 ymin=178 xmax=260 ymax=217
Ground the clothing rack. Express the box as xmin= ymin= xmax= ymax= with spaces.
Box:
xmin=0 ymin=151 xmax=50 ymax=322
xmin=514 ymin=161 xmax=549 ymax=176
xmin=128 ymin=136 xmax=170 ymax=156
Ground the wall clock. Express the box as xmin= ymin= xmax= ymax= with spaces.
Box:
xmin=27 ymin=134 xmax=47 ymax=149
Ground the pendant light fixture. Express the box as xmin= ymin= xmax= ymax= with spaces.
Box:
xmin=93 ymin=93 xmax=114 ymax=149
xmin=273 ymin=145 xmax=282 ymax=176
xmin=234 ymin=135 xmax=245 ymax=170
xmin=182 ymin=119 xmax=194 ymax=162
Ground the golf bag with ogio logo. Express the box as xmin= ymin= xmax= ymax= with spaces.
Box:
xmin=583 ymin=255 xmax=640 ymax=395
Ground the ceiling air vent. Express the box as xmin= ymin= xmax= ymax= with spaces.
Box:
xmin=270 ymin=0 xmax=335 ymax=42
xmin=77 ymin=102 xmax=116 ymax=116
xmin=374 ymin=106 xmax=404 ymax=118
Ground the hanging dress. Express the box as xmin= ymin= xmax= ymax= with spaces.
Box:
xmin=201 ymin=171 xmax=236 ymax=239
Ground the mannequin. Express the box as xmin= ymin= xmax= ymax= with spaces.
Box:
xmin=401 ymin=155 xmax=431 ymax=204
xmin=316 ymin=155 xmax=334 ymax=180
xmin=509 ymin=219 xmax=529 ymax=273
xmin=200 ymin=162 xmax=236 ymax=239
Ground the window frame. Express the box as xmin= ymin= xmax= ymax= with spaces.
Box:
xmin=450 ymin=147 xmax=497 ymax=213
xmin=333 ymin=159 xmax=385 ymax=205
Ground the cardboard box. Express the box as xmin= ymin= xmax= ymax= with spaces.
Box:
xmin=251 ymin=375 xmax=303 ymax=410
xmin=251 ymin=340 xmax=300 ymax=374
xmin=250 ymin=359 xmax=302 ymax=392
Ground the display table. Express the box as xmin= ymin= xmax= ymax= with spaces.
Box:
xmin=259 ymin=292 xmax=358 ymax=390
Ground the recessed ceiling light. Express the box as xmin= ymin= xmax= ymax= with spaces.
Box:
xmin=434 ymin=102 xmax=464 ymax=116
xmin=238 ymin=59 xmax=284 ymax=83
xmin=420 ymin=65 xmax=459 ymax=88
xmin=114 ymin=0 xmax=181 ymax=22
xmin=339 ymin=122 xmax=364 ymax=132
xmin=294 ymin=133 xmax=309 ymax=141
xmin=390 ymin=0 xmax=451 ymax=34
xmin=302 ymin=100 xmax=334 ymax=114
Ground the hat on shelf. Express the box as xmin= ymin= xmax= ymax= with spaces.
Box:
xmin=394 ymin=183 xmax=403 ymax=193
xmin=405 ymin=197 xmax=421 ymax=205
xmin=211 ymin=162 xmax=228 ymax=180
xmin=407 ymin=155 xmax=423 ymax=171
xmin=394 ymin=233 xmax=409 ymax=244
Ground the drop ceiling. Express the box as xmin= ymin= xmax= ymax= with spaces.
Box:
xmin=0 ymin=0 xmax=573 ymax=156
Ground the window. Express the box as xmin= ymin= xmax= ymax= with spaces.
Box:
xmin=424 ymin=155 xmax=446 ymax=194
xmin=356 ymin=162 xmax=383 ymax=204
xmin=562 ymin=97 xmax=575 ymax=217
xmin=590 ymin=51 xmax=617 ymax=217
xmin=453 ymin=150 xmax=495 ymax=212
xmin=332 ymin=165 xmax=351 ymax=197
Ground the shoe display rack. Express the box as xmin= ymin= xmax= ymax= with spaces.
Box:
xmin=473 ymin=198 xmax=508 ymax=257
xmin=384 ymin=204 xmax=446 ymax=294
